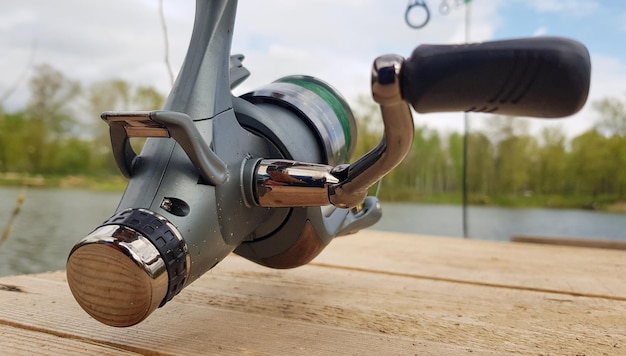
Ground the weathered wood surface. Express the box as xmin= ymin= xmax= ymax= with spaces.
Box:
xmin=0 ymin=229 xmax=625 ymax=355
xmin=511 ymin=234 xmax=626 ymax=250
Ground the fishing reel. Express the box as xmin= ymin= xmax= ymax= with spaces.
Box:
xmin=65 ymin=56 xmax=399 ymax=326
xmin=65 ymin=0 xmax=590 ymax=327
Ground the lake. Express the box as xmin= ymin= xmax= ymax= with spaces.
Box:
xmin=0 ymin=187 xmax=624 ymax=276
xmin=373 ymin=202 xmax=626 ymax=241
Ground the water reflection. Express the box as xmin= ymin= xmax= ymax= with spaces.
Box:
xmin=1 ymin=187 xmax=624 ymax=276
xmin=373 ymin=202 xmax=626 ymax=241
xmin=0 ymin=187 xmax=121 ymax=276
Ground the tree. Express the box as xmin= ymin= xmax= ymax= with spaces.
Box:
xmin=351 ymin=96 xmax=382 ymax=162
xmin=569 ymin=129 xmax=612 ymax=197
xmin=24 ymin=64 xmax=81 ymax=173
xmin=0 ymin=110 xmax=29 ymax=172
xmin=134 ymin=86 xmax=165 ymax=110
xmin=594 ymin=96 xmax=626 ymax=137
xmin=592 ymin=96 xmax=626 ymax=197
xmin=85 ymin=79 xmax=166 ymax=174
xmin=55 ymin=138 xmax=94 ymax=174
xmin=0 ymin=64 xmax=170 ymax=177
xmin=531 ymin=126 xmax=567 ymax=195
xmin=466 ymin=132 xmax=495 ymax=195
xmin=447 ymin=132 xmax=463 ymax=193
xmin=405 ymin=126 xmax=446 ymax=194
xmin=487 ymin=116 xmax=536 ymax=195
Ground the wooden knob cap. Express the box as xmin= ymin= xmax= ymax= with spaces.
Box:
xmin=66 ymin=225 xmax=168 ymax=327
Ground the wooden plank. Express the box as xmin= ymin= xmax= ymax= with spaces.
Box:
xmin=0 ymin=270 xmax=492 ymax=355
xmin=179 ymin=256 xmax=626 ymax=355
xmin=0 ymin=324 xmax=140 ymax=355
xmin=315 ymin=229 xmax=626 ymax=300
xmin=511 ymin=234 xmax=626 ymax=250
xmin=0 ymin=231 xmax=624 ymax=355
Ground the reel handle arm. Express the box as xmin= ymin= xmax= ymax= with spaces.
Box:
xmin=247 ymin=55 xmax=414 ymax=209
xmin=330 ymin=55 xmax=414 ymax=208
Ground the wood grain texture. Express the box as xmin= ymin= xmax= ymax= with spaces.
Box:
xmin=66 ymin=243 xmax=162 ymax=327
xmin=315 ymin=230 xmax=626 ymax=299
xmin=511 ymin=234 xmax=626 ymax=250
xmin=0 ymin=324 xmax=141 ymax=355
xmin=1 ymin=229 xmax=625 ymax=355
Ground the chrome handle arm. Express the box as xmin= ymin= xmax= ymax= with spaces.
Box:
xmin=247 ymin=55 xmax=414 ymax=209
xmin=330 ymin=55 xmax=414 ymax=208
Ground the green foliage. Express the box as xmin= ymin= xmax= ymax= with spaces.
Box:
xmin=351 ymin=94 xmax=626 ymax=209
xmin=531 ymin=126 xmax=567 ymax=195
xmin=1 ymin=64 xmax=626 ymax=212
xmin=594 ymin=97 xmax=626 ymax=137
xmin=0 ymin=64 xmax=165 ymax=180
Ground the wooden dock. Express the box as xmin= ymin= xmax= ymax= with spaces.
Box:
xmin=1 ymin=229 xmax=625 ymax=355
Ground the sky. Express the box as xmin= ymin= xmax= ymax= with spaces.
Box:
xmin=1 ymin=0 xmax=625 ymax=139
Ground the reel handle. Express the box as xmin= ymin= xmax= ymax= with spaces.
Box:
xmin=401 ymin=37 xmax=591 ymax=118
xmin=248 ymin=38 xmax=592 ymax=210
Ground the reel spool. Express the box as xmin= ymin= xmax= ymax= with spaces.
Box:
xmin=239 ymin=75 xmax=357 ymax=166
xmin=233 ymin=75 xmax=361 ymax=269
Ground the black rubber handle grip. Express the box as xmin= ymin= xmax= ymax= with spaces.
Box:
xmin=401 ymin=37 xmax=591 ymax=118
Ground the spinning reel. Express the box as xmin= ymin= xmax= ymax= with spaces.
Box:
xmin=66 ymin=0 xmax=591 ymax=327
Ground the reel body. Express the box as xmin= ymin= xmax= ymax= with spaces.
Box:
xmin=66 ymin=17 xmax=385 ymax=325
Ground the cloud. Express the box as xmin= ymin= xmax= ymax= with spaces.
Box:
xmin=0 ymin=1 xmax=506 ymax=112
xmin=523 ymin=0 xmax=599 ymax=16
xmin=0 ymin=0 xmax=179 ymax=110
xmin=588 ymin=54 xmax=626 ymax=101
xmin=532 ymin=27 xmax=548 ymax=36
xmin=1 ymin=0 xmax=624 ymax=141
xmin=0 ymin=8 xmax=35 ymax=32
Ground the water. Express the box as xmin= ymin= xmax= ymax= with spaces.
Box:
xmin=0 ymin=187 xmax=121 ymax=277
xmin=0 ymin=187 xmax=624 ymax=276
xmin=372 ymin=202 xmax=626 ymax=241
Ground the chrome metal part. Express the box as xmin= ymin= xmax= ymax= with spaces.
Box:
xmin=253 ymin=159 xmax=339 ymax=207
xmin=330 ymin=54 xmax=414 ymax=208
xmin=67 ymin=208 xmax=191 ymax=327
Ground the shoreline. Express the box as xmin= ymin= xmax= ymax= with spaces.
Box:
xmin=0 ymin=173 xmax=624 ymax=213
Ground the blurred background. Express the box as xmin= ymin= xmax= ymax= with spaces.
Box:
xmin=1 ymin=0 xmax=625 ymax=276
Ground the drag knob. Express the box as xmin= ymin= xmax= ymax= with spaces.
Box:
xmin=66 ymin=209 xmax=189 ymax=327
